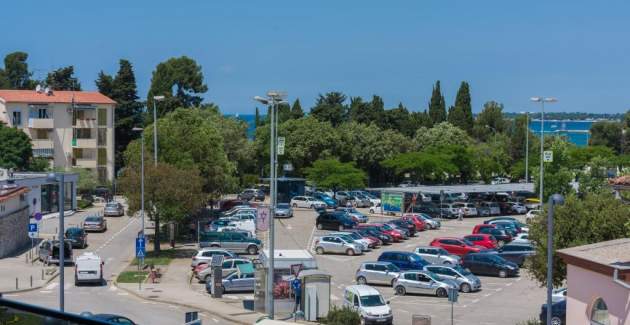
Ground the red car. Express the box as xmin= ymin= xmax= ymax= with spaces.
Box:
xmin=401 ymin=215 xmax=426 ymax=232
xmin=358 ymin=223 xmax=404 ymax=242
xmin=430 ymin=237 xmax=485 ymax=256
xmin=464 ymin=234 xmax=498 ymax=249
xmin=472 ymin=224 xmax=496 ymax=234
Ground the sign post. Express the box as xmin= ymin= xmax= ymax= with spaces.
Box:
xmin=135 ymin=237 xmax=145 ymax=265
xmin=448 ymin=287 xmax=458 ymax=325
xmin=28 ymin=223 xmax=38 ymax=263
xmin=277 ymin=137 xmax=285 ymax=156
xmin=543 ymin=151 xmax=553 ymax=163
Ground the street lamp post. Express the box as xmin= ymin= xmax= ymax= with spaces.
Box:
xmin=530 ymin=97 xmax=557 ymax=204
xmin=152 ymin=96 xmax=165 ymax=166
xmin=546 ymin=194 xmax=564 ymax=325
xmin=254 ymin=91 xmax=287 ymax=320
xmin=520 ymin=111 xmax=530 ymax=182
xmin=47 ymin=172 xmax=65 ymax=312
xmin=132 ymin=127 xmax=145 ymax=269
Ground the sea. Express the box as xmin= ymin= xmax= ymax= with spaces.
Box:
xmin=226 ymin=114 xmax=596 ymax=147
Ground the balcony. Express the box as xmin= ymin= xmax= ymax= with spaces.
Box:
xmin=74 ymin=118 xmax=97 ymax=128
xmin=31 ymin=139 xmax=54 ymax=150
xmin=73 ymin=158 xmax=97 ymax=168
xmin=73 ymin=138 xmax=97 ymax=148
xmin=28 ymin=118 xmax=54 ymax=129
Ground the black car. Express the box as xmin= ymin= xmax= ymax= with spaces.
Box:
xmin=540 ymin=299 xmax=566 ymax=325
xmin=238 ymin=189 xmax=265 ymax=201
xmin=65 ymin=227 xmax=87 ymax=249
xmin=411 ymin=204 xmax=442 ymax=218
xmin=478 ymin=227 xmax=512 ymax=246
xmin=462 ymin=253 xmax=519 ymax=278
xmin=316 ymin=211 xmax=357 ymax=231
xmin=495 ymin=244 xmax=535 ymax=266
xmin=388 ymin=219 xmax=416 ymax=237
xmin=357 ymin=228 xmax=393 ymax=245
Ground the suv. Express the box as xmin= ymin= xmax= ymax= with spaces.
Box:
xmin=429 ymin=237 xmax=485 ymax=256
xmin=355 ymin=262 xmax=401 ymax=287
xmin=462 ymin=253 xmax=519 ymax=278
xmin=315 ymin=235 xmax=363 ymax=256
xmin=414 ymin=246 xmax=460 ymax=265
xmin=316 ymin=211 xmax=357 ymax=231
xmin=38 ymin=240 xmax=73 ymax=265
xmin=195 ymin=258 xmax=252 ymax=282
xmin=191 ymin=248 xmax=238 ymax=268
xmin=199 ymin=231 xmax=262 ymax=255
xmin=452 ymin=203 xmax=478 ymax=217
xmin=65 ymin=227 xmax=88 ymax=249
xmin=377 ymin=251 xmax=428 ymax=271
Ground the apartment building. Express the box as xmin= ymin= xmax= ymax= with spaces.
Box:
xmin=0 ymin=89 xmax=116 ymax=183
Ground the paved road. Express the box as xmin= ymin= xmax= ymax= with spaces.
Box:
xmin=4 ymin=204 xmax=207 ymax=325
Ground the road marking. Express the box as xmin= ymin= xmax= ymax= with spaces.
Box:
xmin=307 ymin=226 xmax=317 ymax=253
xmin=45 ymin=283 xmax=58 ymax=290
xmin=211 ymin=318 xmax=219 ymax=323
xmin=39 ymin=290 xmax=52 ymax=294
xmin=495 ymin=288 xmax=503 ymax=292
xmin=484 ymin=294 xmax=491 ymax=297
xmin=506 ymin=282 xmax=513 ymax=287
xmin=117 ymin=292 xmax=129 ymax=296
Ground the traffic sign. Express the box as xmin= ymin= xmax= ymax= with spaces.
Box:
xmin=135 ymin=237 xmax=146 ymax=258
xmin=277 ymin=137 xmax=285 ymax=155
xmin=256 ymin=206 xmax=270 ymax=231
xmin=28 ymin=223 xmax=38 ymax=238
xmin=290 ymin=263 xmax=303 ymax=276
xmin=210 ymin=254 xmax=224 ymax=267
xmin=543 ymin=150 xmax=553 ymax=162
xmin=447 ymin=287 xmax=459 ymax=303
xmin=34 ymin=212 xmax=42 ymax=221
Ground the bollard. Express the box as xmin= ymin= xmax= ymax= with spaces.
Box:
xmin=41 ymin=269 xmax=44 ymax=280
xmin=15 ymin=278 xmax=18 ymax=290
xmin=30 ymin=276 xmax=33 ymax=287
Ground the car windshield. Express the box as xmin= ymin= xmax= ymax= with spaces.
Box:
xmin=487 ymin=254 xmax=507 ymax=263
xmin=339 ymin=237 xmax=353 ymax=244
xmin=409 ymin=254 xmax=423 ymax=263
xmin=425 ymin=271 xmax=443 ymax=281
xmin=381 ymin=224 xmax=393 ymax=231
xmin=66 ymin=228 xmax=83 ymax=235
xmin=359 ymin=294 xmax=385 ymax=307
xmin=348 ymin=233 xmax=361 ymax=239
xmin=463 ymin=239 xmax=475 ymax=246
xmin=386 ymin=264 xmax=400 ymax=272
xmin=277 ymin=203 xmax=289 ymax=209
xmin=106 ymin=203 xmax=118 ymax=208
xmin=453 ymin=265 xmax=472 ymax=275
xmin=85 ymin=216 xmax=100 ymax=222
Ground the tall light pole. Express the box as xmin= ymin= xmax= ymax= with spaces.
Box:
xmin=530 ymin=97 xmax=557 ymax=204
xmin=132 ymin=127 xmax=145 ymax=269
xmin=546 ymin=194 xmax=564 ymax=325
xmin=47 ymin=172 xmax=65 ymax=312
xmin=254 ymin=91 xmax=287 ymax=320
xmin=152 ymin=95 xmax=165 ymax=166
xmin=520 ymin=111 xmax=530 ymax=182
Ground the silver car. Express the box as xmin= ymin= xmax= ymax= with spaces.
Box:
xmin=355 ymin=262 xmax=400 ymax=287
xmin=424 ymin=265 xmax=481 ymax=293
xmin=196 ymin=258 xmax=252 ymax=282
xmin=190 ymin=248 xmax=237 ymax=268
xmin=207 ymin=272 xmax=255 ymax=293
xmin=83 ymin=215 xmax=107 ymax=232
xmin=275 ymin=203 xmax=293 ymax=218
xmin=330 ymin=232 xmax=370 ymax=251
xmin=315 ymin=235 xmax=363 ymax=256
xmin=414 ymin=214 xmax=440 ymax=230
xmin=414 ymin=246 xmax=460 ymax=265
xmin=393 ymin=270 xmax=458 ymax=297
xmin=103 ymin=201 xmax=124 ymax=217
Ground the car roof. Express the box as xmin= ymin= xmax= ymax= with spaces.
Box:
xmin=434 ymin=237 xmax=462 ymax=240
xmin=345 ymin=284 xmax=381 ymax=296
xmin=362 ymin=261 xmax=393 ymax=266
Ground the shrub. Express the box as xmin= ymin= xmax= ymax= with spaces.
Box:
xmin=321 ymin=306 xmax=361 ymax=325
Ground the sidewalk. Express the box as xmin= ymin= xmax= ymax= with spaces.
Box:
xmin=0 ymin=254 xmax=57 ymax=293
xmin=116 ymin=258 xmax=265 ymax=325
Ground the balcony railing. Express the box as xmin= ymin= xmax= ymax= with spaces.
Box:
xmin=31 ymin=139 xmax=54 ymax=150
xmin=73 ymin=158 xmax=97 ymax=168
xmin=73 ymin=138 xmax=97 ymax=148
xmin=28 ymin=118 xmax=54 ymax=129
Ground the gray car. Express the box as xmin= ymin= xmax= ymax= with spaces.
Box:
xmin=393 ymin=270 xmax=458 ymax=297
xmin=275 ymin=203 xmax=293 ymax=218
xmin=315 ymin=235 xmax=363 ymax=256
xmin=414 ymin=246 xmax=460 ymax=265
xmin=424 ymin=265 xmax=481 ymax=293
xmin=83 ymin=215 xmax=107 ymax=232
xmin=103 ymin=201 xmax=124 ymax=217
xmin=355 ymin=262 xmax=401 ymax=287
xmin=415 ymin=214 xmax=441 ymax=230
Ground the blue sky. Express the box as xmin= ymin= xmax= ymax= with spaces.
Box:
xmin=2 ymin=1 xmax=629 ymax=114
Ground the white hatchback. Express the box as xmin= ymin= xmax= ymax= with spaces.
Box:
xmin=290 ymin=196 xmax=326 ymax=209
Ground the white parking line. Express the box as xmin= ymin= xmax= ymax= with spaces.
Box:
xmin=307 ymin=226 xmax=317 ymax=253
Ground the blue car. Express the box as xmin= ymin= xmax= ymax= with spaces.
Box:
xmin=313 ymin=193 xmax=338 ymax=209
xmin=378 ymin=251 xmax=428 ymax=270
xmin=540 ymin=299 xmax=566 ymax=325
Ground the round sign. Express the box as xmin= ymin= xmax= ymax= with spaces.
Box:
xmin=34 ymin=212 xmax=42 ymax=221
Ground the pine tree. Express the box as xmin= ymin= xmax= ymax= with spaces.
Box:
xmin=290 ymin=99 xmax=304 ymax=119
xmin=45 ymin=66 xmax=81 ymax=90
xmin=454 ymin=81 xmax=473 ymax=133
xmin=95 ymin=71 xmax=114 ymax=97
xmin=447 ymin=105 xmax=468 ymax=131
xmin=428 ymin=81 xmax=447 ymax=126
xmin=254 ymin=107 xmax=261 ymax=128
xmin=3 ymin=52 xmax=35 ymax=89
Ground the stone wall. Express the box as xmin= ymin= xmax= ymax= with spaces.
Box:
xmin=0 ymin=206 xmax=30 ymax=258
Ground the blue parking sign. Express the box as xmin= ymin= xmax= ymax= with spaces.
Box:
xmin=135 ymin=237 xmax=145 ymax=258
xmin=29 ymin=223 xmax=38 ymax=233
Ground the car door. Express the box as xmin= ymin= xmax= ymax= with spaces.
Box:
xmin=371 ymin=264 xmax=389 ymax=284
xmin=403 ymin=273 xmax=420 ymax=294
xmin=465 ymin=255 xmax=480 ymax=274
xmin=221 ymin=260 xmax=234 ymax=277
xmin=476 ymin=255 xmax=493 ymax=275
xmin=416 ymin=273 xmax=435 ymax=294
xmin=441 ymin=239 xmax=461 ymax=255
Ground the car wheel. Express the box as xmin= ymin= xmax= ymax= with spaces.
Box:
xmin=247 ymin=245 xmax=258 ymax=255
xmin=369 ymin=209 xmax=374 ymax=214
xmin=316 ymin=223 xmax=323 ymax=230
xmin=346 ymin=249 xmax=355 ymax=256
xmin=315 ymin=247 xmax=324 ymax=255
xmin=292 ymin=203 xmax=297 ymax=208
xmin=499 ymin=270 xmax=507 ymax=278
xmin=436 ymin=287 xmax=447 ymax=297
xmin=390 ymin=279 xmax=396 ymax=287
xmin=395 ymin=286 xmax=406 ymax=296
xmin=443 ymin=260 xmax=451 ymax=265
xmin=550 ymin=316 xmax=562 ymax=325
xmin=204 ymin=274 xmax=212 ymax=283
xmin=338 ymin=225 xmax=344 ymax=231
xmin=309 ymin=205 xmax=314 ymax=209
xmin=460 ymin=283 xmax=471 ymax=293
xmin=356 ymin=276 xmax=367 ymax=285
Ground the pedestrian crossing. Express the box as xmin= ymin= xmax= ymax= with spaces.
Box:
xmin=37 ymin=284 xmax=127 ymax=296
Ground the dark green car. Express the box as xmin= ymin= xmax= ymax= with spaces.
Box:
xmin=65 ymin=227 xmax=88 ymax=249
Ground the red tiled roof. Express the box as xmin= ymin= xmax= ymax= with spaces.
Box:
xmin=609 ymin=175 xmax=630 ymax=186
xmin=0 ymin=90 xmax=116 ymax=105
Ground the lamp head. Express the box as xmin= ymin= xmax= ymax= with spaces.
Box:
xmin=530 ymin=97 xmax=542 ymax=102
xmin=153 ymin=95 xmax=165 ymax=101
xmin=132 ymin=127 xmax=143 ymax=132
xmin=46 ymin=173 xmax=57 ymax=182
xmin=253 ymin=96 xmax=270 ymax=105
xmin=550 ymin=194 xmax=565 ymax=205
xmin=543 ymin=97 xmax=558 ymax=103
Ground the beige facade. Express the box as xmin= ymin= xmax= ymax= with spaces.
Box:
xmin=0 ymin=90 xmax=116 ymax=183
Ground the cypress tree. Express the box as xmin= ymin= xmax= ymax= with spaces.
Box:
xmin=255 ymin=107 xmax=261 ymax=128
xmin=454 ymin=81 xmax=473 ymax=133
xmin=428 ymin=81 xmax=447 ymax=126
xmin=290 ymin=99 xmax=304 ymax=119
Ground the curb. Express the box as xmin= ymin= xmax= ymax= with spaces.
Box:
xmin=0 ymin=269 xmax=59 ymax=295
xmin=113 ymin=280 xmax=254 ymax=325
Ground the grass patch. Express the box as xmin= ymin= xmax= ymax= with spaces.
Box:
xmin=116 ymin=271 xmax=148 ymax=283
xmin=131 ymin=249 xmax=178 ymax=266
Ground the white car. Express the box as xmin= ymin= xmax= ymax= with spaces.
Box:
xmin=290 ymin=196 xmax=326 ymax=209
xmin=525 ymin=209 xmax=541 ymax=222
xmin=512 ymin=233 xmax=531 ymax=244
xmin=490 ymin=177 xmax=510 ymax=185
xmin=343 ymin=285 xmax=393 ymax=324
xmin=369 ymin=204 xmax=382 ymax=214
xmin=74 ymin=252 xmax=104 ymax=286
xmin=552 ymin=288 xmax=567 ymax=302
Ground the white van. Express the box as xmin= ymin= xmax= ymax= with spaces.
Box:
xmin=343 ymin=285 xmax=393 ymax=325
xmin=74 ymin=252 xmax=104 ymax=286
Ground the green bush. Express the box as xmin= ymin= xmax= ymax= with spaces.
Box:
xmin=321 ymin=306 xmax=361 ymax=325
xmin=77 ymin=199 xmax=93 ymax=210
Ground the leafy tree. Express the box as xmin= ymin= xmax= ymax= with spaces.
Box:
xmin=69 ymin=168 xmax=99 ymax=194
xmin=119 ymin=162 xmax=205 ymax=253
xmin=428 ymin=81 xmax=447 ymax=125
xmin=290 ymin=99 xmax=304 ymax=119
xmin=45 ymin=66 xmax=81 ymax=90
xmin=305 ymin=159 xmax=366 ymax=192
xmin=566 ymin=145 xmax=615 ymax=170
xmin=382 ymin=151 xmax=456 ymax=183
xmin=576 ymin=156 xmax=614 ymax=194
xmin=383 ymin=103 xmax=413 ymax=136
xmin=532 ymin=138 xmax=574 ymax=201
xmin=347 ymin=95 xmax=386 ymax=126
xmin=147 ymin=56 xmax=208 ymax=118
xmin=474 ymin=142 xmax=508 ymax=183
xmin=589 ymin=121 xmax=623 ymax=154
xmin=277 ymin=102 xmax=292 ymax=123
xmin=526 ymin=192 xmax=630 ymax=287
xmin=447 ymin=105 xmax=468 ymax=132
xmin=473 ymin=101 xmax=507 ymax=141
xmin=0 ymin=124 xmax=32 ymax=170
xmin=2 ymin=52 xmax=35 ymax=89
xmin=29 ymin=157 xmax=50 ymax=172
xmin=219 ymin=116 xmax=257 ymax=186
xmin=310 ymin=92 xmax=347 ymax=126
xmin=409 ymin=110 xmax=433 ymax=130
xmin=413 ymin=122 xmax=472 ymax=151
xmin=454 ymin=81 xmax=473 ymax=133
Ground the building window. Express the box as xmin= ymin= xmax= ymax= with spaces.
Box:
xmin=12 ymin=111 xmax=21 ymax=126
xmin=97 ymin=148 xmax=107 ymax=166
xmin=97 ymin=129 xmax=107 ymax=146
xmin=76 ymin=128 xmax=92 ymax=139
xmin=35 ymin=129 xmax=49 ymax=140
xmin=98 ymin=109 xmax=107 ymax=126
xmin=590 ymin=298 xmax=610 ymax=325
xmin=97 ymin=167 xmax=107 ymax=183
xmin=29 ymin=106 xmax=51 ymax=119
